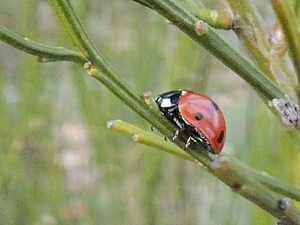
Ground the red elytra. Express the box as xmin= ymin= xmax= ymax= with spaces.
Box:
xmin=178 ymin=91 xmax=226 ymax=154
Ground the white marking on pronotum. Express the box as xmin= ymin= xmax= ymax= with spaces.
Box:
xmin=160 ymin=98 xmax=172 ymax=108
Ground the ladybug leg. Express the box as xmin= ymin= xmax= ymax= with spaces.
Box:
xmin=185 ymin=135 xmax=198 ymax=148
xmin=185 ymin=136 xmax=192 ymax=148
xmin=171 ymin=130 xmax=180 ymax=142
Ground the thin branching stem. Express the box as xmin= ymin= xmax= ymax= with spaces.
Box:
xmin=231 ymin=158 xmax=300 ymax=201
xmin=133 ymin=0 xmax=284 ymax=101
xmin=1 ymin=0 xmax=300 ymax=222
xmin=272 ymin=0 xmax=300 ymax=86
xmin=0 ymin=24 xmax=86 ymax=64
xmin=109 ymin=120 xmax=300 ymax=203
xmin=47 ymin=0 xmax=213 ymax=164
xmin=212 ymin=158 xmax=300 ymax=223
xmin=46 ymin=0 xmax=300 ymax=220
xmin=107 ymin=120 xmax=195 ymax=162
xmin=225 ymin=0 xmax=273 ymax=80
xmin=47 ymin=0 xmax=170 ymax=133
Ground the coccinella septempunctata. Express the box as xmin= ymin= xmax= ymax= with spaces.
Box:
xmin=155 ymin=90 xmax=226 ymax=154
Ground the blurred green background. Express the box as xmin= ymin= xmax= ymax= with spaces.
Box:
xmin=1 ymin=0 xmax=300 ymax=224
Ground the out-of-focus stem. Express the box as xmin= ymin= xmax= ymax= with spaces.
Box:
xmin=133 ymin=0 xmax=284 ymax=101
xmin=225 ymin=0 xmax=273 ymax=80
xmin=271 ymin=0 xmax=300 ymax=99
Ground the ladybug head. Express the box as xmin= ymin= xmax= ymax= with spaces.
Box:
xmin=155 ymin=90 xmax=182 ymax=113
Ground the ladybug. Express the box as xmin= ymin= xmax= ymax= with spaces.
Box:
xmin=155 ymin=90 xmax=226 ymax=154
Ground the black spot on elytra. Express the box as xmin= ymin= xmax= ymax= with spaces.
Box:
xmin=195 ymin=112 xmax=204 ymax=120
xmin=217 ymin=130 xmax=225 ymax=143
xmin=211 ymin=102 xmax=219 ymax=111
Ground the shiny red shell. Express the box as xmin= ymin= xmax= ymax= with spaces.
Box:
xmin=178 ymin=91 xmax=226 ymax=154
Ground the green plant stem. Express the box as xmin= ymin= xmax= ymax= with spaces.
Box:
xmin=109 ymin=120 xmax=300 ymax=204
xmin=0 ymin=24 xmax=86 ymax=64
xmin=84 ymin=63 xmax=213 ymax=163
xmin=47 ymin=0 xmax=171 ymax=137
xmin=212 ymin=157 xmax=300 ymax=224
xmin=47 ymin=0 xmax=214 ymax=162
xmin=4 ymin=0 xmax=299 ymax=221
xmin=133 ymin=0 xmax=284 ymax=101
xmin=189 ymin=7 xmax=235 ymax=29
xmin=225 ymin=0 xmax=273 ymax=80
xmin=272 ymin=0 xmax=300 ymax=84
xmin=233 ymin=159 xmax=300 ymax=202
xmin=107 ymin=120 xmax=195 ymax=162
